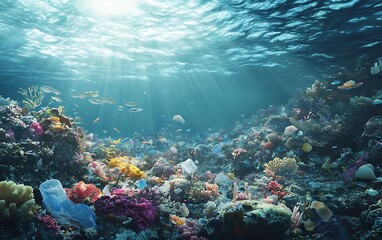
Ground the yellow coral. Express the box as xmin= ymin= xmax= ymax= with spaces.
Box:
xmin=108 ymin=156 xmax=145 ymax=180
xmin=0 ymin=181 xmax=35 ymax=222
xmin=263 ymin=157 xmax=298 ymax=177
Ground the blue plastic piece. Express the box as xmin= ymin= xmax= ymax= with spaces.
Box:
xmin=39 ymin=179 xmax=97 ymax=229
xmin=135 ymin=179 xmax=147 ymax=189
xmin=211 ymin=144 xmax=222 ymax=155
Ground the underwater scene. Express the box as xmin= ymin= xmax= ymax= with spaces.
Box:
xmin=1 ymin=0 xmax=382 ymax=239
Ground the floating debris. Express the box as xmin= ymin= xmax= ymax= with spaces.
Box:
xmin=117 ymin=105 xmax=124 ymax=111
xmin=128 ymin=107 xmax=143 ymax=113
xmin=172 ymin=114 xmax=185 ymax=124
xmin=370 ymin=58 xmax=381 ymax=74
xmin=40 ymin=85 xmax=61 ymax=95
xmin=330 ymin=80 xmax=341 ymax=85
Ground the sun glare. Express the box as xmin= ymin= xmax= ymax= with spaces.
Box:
xmin=77 ymin=0 xmax=142 ymax=19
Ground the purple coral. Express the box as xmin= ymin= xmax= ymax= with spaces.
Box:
xmin=94 ymin=195 xmax=157 ymax=230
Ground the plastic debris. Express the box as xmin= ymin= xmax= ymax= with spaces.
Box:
xmin=180 ymin=158 xmax=198 ymax=175
xmin=172 ymin=115 xmax=185 ymax=124
xmin=214 ymin=173 xmax=232 ymax=186
xmin=211 ymin=144 xmax=222 ymax=155
xmin=135 ymin=179 xmax=147 ymax=189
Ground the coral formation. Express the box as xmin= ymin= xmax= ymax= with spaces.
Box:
xmin=94 ymin=194 xmax=157 ymax=230
xmin=263 ymin=157 xmax=299 ymax=177
xmin=18 ymin=86 xmax=44 ymax=109
xmin=0 ymin=180 xmax=35 ymax=222
xmin=108 ymin=156 xmax=146 ymax=180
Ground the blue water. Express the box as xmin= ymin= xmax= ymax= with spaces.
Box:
xmin=0 ymin=0 xmax=381 ymax=136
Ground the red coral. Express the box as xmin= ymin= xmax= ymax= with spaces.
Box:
xmin=38 ymin=214 xmax=60 ymax=233
xmin=65 ymin=181 xmax=102 ymax=203
xmin=267 ymin=181 xmax=282 ymax=190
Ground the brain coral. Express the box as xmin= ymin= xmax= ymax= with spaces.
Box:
xmin=0 ymin=180 xmax=35 ymax=222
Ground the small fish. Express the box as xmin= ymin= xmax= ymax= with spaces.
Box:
xmin=74 ymin=104 xmax=79 ymax=108
xmin=175 ymin=129 xmax=182 ymax=132
xmin=117 ymin=105 xmax=124 ymax=111
xmin=71 ymin=93 xmax=86 ymax=99
xmin=93 ymin=117 xmax=100 ymax=124
xmin=102 ymin=130 xmax=108 ymax=134
xmin=128 ymin=107 xmax=143 ymax=113
xmin=125 ymin=102 xmax=138 ymax=107
xmin=40 ymin=85 xmax=61 ymax=95
xmin=89 ymin=99 xmax=102 ymax=104
xmin=89 ymin=97 xmax=115 ymax=104
xmin=113 ymin=128 xmax=120 ymax=133
xmin=83 ymin=91 xmax=100 ymax=98
xmin=337 ymin=80 xmax=363 ymax=90
xmin=71 ymin=91 xmax=100 ymax=99
xmin=50 ymin=96 xmax=63 ymax=102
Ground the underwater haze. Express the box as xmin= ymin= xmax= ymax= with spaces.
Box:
xmin=3 ymin=1 xmax=382 ymax=240
xmin=1 ymin=0 xmax=382 ymax=135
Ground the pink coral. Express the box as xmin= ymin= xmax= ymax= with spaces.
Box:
xmin=30 ymin=121 xmax=44 ymax=136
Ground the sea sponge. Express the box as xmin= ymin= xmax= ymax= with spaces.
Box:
xmin=109 ymin=156 xmax=145 ymax=180
xmin=0 ymin=180 xmax=35 ymax=222
xmin=263 ymin=157 xmax=298 ymax=177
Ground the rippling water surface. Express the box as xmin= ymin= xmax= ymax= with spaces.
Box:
xmin=0 ymin=0 xmax=381 ymax=134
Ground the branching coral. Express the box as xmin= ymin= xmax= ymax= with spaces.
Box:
xmin=18 ymin=86 xmax=44 ymax=109
xmin=0 ymin=180 xmax=35 ymax=222
xmin=263 ymin=157 xmax=298 ymax=177
xmin=108 ymin=156 xmax=145 ymax=180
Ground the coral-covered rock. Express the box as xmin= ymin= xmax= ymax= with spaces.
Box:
xmin=207 ymin=200 xmax=291 ymax=239
xmin=94 ymin=195 xmax=157 ymax=230
xmin=65 ymin=181 xmax=102 ymax=203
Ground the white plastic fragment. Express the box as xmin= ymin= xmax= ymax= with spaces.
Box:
xmin=180 ymin=158 xmax=198 ymax=175
xmin=173 ymin=115 xmax=185 ymax=124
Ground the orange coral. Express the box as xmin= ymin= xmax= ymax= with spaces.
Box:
xmin=108 ymin=156 xmax=145 ymax=180
xmin=170 ymin=214 xmax=186 ymax=226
